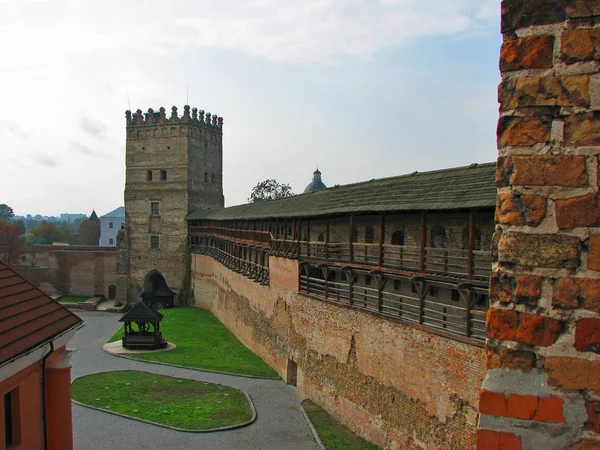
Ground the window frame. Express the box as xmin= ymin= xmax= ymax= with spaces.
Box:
xmin=150 ymin=201 xmax=160 ymax=217
xmin=150 ymin=235 xmax=160 ymax=249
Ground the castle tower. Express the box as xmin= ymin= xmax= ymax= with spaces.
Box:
xmin=118 ymin=105 xmax=224 ymax=305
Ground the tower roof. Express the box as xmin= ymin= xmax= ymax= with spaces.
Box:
xmin=304 ymin=168 xmax=327 ymax=193
xmin=89 ymin=210 xmax=99 ymax=222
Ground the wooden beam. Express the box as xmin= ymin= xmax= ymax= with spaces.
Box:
xmin=378 ymin=213 xmax=384 ymax=268
xmin=467 ymin=209 xmax=474 ymax=280
xmin=420 ymin=212 xmax=426 ymax=273
xmin=349 ymin=214 xmax=355 ymax=264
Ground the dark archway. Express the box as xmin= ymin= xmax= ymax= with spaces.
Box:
xmin=141 ymin=271 xmax=175 ymax=308
xmin=108 ymin=284 xmax=116 ymax=300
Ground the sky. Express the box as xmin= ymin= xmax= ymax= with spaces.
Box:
xmin=0 ymin=0 xmax=501 ymax=217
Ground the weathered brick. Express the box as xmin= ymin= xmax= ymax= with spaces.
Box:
xmin=496 ymin=193 xmax=547 ymax=227
xmin=497 ymin=116 xmax=552 ymax=147
xmin=506 ymin=393 xmax=538 ymax=420
xmin=553 ymin=278 xmax=600 ymax=313
xmin=565 ymin=112 xmax=600 ymax=147
xmin=501 ymin=36 xmax=555 ymax=71
xmin=500 ymin=76 xmax=590 ymax=111
xmin=479 ymin=390 xmax=507 ymax=416
xmin=565 ymin=0 xmax=600 ymax=19
xmin=490 ymin=272 xmax=542 ymax=306
xmin=498 ymin=232 xmax=580 ymax=268
xmin=487 ymin=347 xmax=536 ymax=372
xmin=561 ymin=29 xmax=600 ymax=64
xmin=546 ymin=356 xmax=590 ymax=390
xmin=574 ymin=318 xmax=600 ymax=353
xmin=534 ymin=396 xmax=566 ymax=423
xmin=556 ymin=194 xmax=600 ymax=229
xmin=590 ymin=360 xmax=600 ymax=391
xmin=487 ymin=308 xmax=518 ymax=341
xmin=506 ymin=156 xmax=588 ymax=187
xmin=516 ymin=313 xmax=562 ymax=347
xmin=501 ymin=0 xmax=567 ymax=33
xmin=585 ymin=400 xmax=600 ymax=433
xmin=588 ymin=235 xmax=600 ymax=271
xmin=564 ymin=439 xmax=600 ymax=450
xmin=476 ymin=428 xmax=522 ymax=450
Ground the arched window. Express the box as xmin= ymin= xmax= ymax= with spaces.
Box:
xmin=391 ymin=230 xmax=405 ymax=246
xmin=160 ymin=170 xmax=167 ymax=181
xmin=146 ymin=170 xmax=152 ymax=181
xmin=204 ymin=172 xmax=209 ymax=182
xmin=430 ymin=225 xmax=447 ymax=248
xmin=365 ymin=226 xmax=375 ymax=243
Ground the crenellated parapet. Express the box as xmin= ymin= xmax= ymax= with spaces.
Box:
xmin=125 ymin=105 xmax=223 ymax=131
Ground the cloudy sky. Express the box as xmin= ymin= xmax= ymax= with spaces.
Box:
xmin=0 ymin=0 xmax=501 ymax=217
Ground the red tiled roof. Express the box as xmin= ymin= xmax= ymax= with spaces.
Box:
xmin=0 ymin=261 xmax=82 ymax=366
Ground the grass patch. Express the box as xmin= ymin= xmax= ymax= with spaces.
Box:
xmin=302 ymin=399 xmax=381 ymax=450
xmin=72 ymin=370 xmax=253 ymax=430
xmin=58 ymin=295 xmax=90 ymax=303
xmin=108 ymin=307 xmax=279 ymax=378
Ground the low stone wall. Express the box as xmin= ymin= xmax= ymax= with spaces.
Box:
xmin=14 ymin=245 xmax=117 ymax=298
xmin=192 ymin=254 xmax=486 ymax=449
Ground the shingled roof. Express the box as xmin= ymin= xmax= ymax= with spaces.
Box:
xmin=0 ymin=262 xmax=82 ymax=366
xmin=188 ymin=162 xmax=497 ymax=221
xmin=119 ymin=301 xmax=163 ymax=323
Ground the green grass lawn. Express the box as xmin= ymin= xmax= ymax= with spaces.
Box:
xmin=58 ymin=295 xmax=90 ymax=303
xmin=72 ymin=371 xmax=253 ymax=430
xmin=108 ymin=307 xmax=279 ymax=378
xmin=302 ymin=400 xmax=381 ymax=450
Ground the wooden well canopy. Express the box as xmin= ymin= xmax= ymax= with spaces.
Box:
xmin=119 ymin=301 xmax=167 ymax=350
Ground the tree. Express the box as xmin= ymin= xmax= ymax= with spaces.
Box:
xmin=78 ymin=219 xmax=100 ymax=245
xmin=0 ymin=222 xmax=25 ymax=265
xmin=248 ymin=179 xmax=294 ymax=203
xmin=26 ymin=221 xmax=74 ymax=247
xmin=0 ymin=204 xmax=14 ymax=222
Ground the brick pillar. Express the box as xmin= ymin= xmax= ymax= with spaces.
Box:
xmin=478 ymin=2 xmax=600 ymax=449
xmin=45 ymin=350 xmax=75 ymax=450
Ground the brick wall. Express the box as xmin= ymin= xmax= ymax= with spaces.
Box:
xmin=193 ymin=254 xmax=486 ymax=449
xmin=14 ymin=245 xmax=117 ymax=298
xmin=479 ymin=1 xmax=600 ymax=449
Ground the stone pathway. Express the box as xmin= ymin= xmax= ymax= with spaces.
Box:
xmin=71 ymin=311 xmax=320 ymax=450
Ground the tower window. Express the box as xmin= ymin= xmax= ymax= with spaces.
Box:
xmin=211 ymin=174 xmax=215 ymax=184
xmin=160 ymin=170 xmax=167 ymax=181
xmin=150 ymin=202 xmax=160 ymax=217
xmin=109 ymin=222 xmax=113 ymax=229
xmin=205 ymin=172 xmax=209 ymax=182
xmin=150 ymin=235 xmax=160 ymax=248
xmin=146 ymin=170 xmax=153 ymax=181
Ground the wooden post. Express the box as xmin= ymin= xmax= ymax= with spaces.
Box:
xmin=378 ymin=213 xmax=384 ymax=268
xmin=307 ymin=219 xmax=311 ymax=259
xmin=467 ymin=209 xmax=474 ymax=280
xmin=419 ymin=212 xmax=426 ymax=273
xmin=325 ymin=218 xmax=330 ymax=261
xmin=349 ymin=214 xmax=355 ymax=264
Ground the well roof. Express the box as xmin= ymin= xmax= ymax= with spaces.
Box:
xmin=119 ymin=301 xmax=164 ymax=323
xmin=188 ymin=162 xmax=497 ymax=221
xmin=0 ymin=262 xmax=82 ymax=366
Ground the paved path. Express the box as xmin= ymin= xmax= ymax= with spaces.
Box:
xmin=71 ymin=311 xmax=320 ymax=450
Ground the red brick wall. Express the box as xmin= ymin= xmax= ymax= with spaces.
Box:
xmin=479 ymin=1 xmax=600 ymax=449
xmin=14 ymin=245 xmax=116 ymax=298
xmin=193 ymin=254 xmax=486 ymax=449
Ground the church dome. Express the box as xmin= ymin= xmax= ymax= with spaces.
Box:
xmin=304 ymin=168 xmax=327 ymax=193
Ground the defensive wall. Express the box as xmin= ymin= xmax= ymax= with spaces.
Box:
xmin=13 ymin=245 xmax=117 ymax=298
xmin=192 ymin=253 xmax=486 ymax=449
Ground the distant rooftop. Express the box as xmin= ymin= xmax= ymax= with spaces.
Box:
xmin=304 ymin=168 xmax=327 ymax=194
xmin=101 ymin=206 xmax=125 ymax=218
xmin=188 ymin=162 xmax=497 ymax=221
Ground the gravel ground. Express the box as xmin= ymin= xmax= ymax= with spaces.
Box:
xmin=70 ymin=311 xmax=320 ymax=450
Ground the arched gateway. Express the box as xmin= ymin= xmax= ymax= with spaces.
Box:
xmin=141 ymin=271 xmax=175 ymax=309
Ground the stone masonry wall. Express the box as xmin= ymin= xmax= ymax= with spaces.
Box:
xmin=192 ymin=254 xmax=486 ymax=449
xmin=478 ymin=2 xmax=600 ymax=449
xmin=14 ymin=245 xmax=116 ymax=297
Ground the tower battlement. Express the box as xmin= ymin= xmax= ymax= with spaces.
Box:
xmin=125 ymin=105 xmax=223 ymax=130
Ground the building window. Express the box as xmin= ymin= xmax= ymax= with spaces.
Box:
xmin=109 ymin=238 xmax=114 ymax=245
xmin=150 ymin=202 xmax=160 ymax=217
xmin=146 ymin=170 xmax=153 ymax=181
xmin=150 ymin=235 xmax=160 ymax=248
xmin=160 ymin=170 xmax=167 ymax=181
xmin=109 ymin=222 xmax=113 ymax=229
xmin=204 ymin=172 xmax=209 ymax=182
xmin=4 ymin=389 xmax=20 ymax=447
